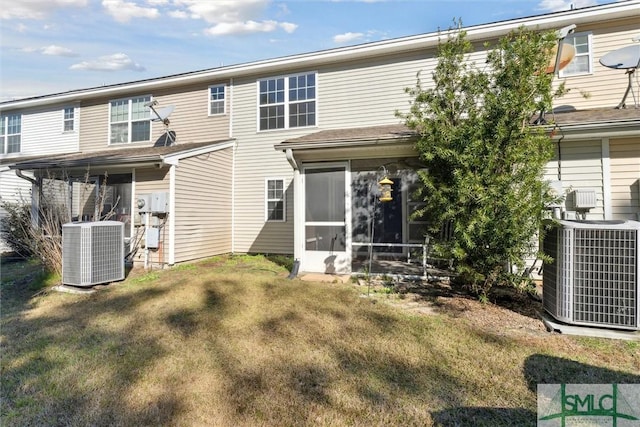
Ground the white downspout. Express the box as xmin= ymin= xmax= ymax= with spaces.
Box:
xmin=601 ymin=138 xmax=612 ymax=220
xmin=14 ymin=169 xmax=40 ymax=227
xmin=169 ymin=163 xmax=176 ymax=264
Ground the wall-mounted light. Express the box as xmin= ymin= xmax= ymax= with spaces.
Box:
xmin=378 ymin=176 xmax=394 ymax=202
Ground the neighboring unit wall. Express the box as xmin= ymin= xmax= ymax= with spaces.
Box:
xmin=0 ymin=103 xmax=79 ymax=159
xmin=173 ymin=148 xmax=233 ymax=263
xmin=0 ymin=168 xmax=32 ymax=252
xmin=79 ymin=82 xmax=230 ymax=152
xmin=610 ymin=137 xmax=640 ymax=220
xmin=553 ymin=17 xmax=640 ymax=110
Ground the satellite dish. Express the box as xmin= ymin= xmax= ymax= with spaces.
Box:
xmin=545 ymin=43 xmax=576 ymax=74
xmin=599 ymin=45 xmax=640 ymax=69
xmin=151 ymin=105 xmax=175 ymax=122
xmin=147 ymin=101 xmax=177 ymax=146
xmin=599 ymin=45 xmax=640 ymax=109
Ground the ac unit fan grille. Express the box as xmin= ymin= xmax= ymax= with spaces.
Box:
xmin=573 ymin=229 xmax=637 ymax=328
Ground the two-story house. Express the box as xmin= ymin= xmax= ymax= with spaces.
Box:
xmin=1 ymin=1 xmax=638 ymax=275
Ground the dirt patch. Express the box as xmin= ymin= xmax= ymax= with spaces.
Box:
xmin=364 ymin=279 xmax=550 ymax=338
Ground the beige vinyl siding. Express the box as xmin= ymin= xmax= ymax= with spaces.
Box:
xmin=553 ymin=17 xmax=640 ymax=110
xmin=79 ymin=82 xmax=230 ymax=152
xmin=133 ymin=167 xmax=170 ymax=265
xmin=317 ymin=50 xmax=436 ymax=128
xmin=318 ymin=48 xmax=490 ymax=128
xmin=134 ymin=167 xmax=170 ymax=205
xmin=610 ymin=137 xmax=640 ymax=220
xmin=549 ymin=139 xmax=605 ymax=218
xmin=173 ymin=148 xmax=233 ymax=263
xmin=231 ymin=71 xmax=305 ymax=254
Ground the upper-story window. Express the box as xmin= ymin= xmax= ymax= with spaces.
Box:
xmin=109 ymin=96 xmax=151 ymax=144
xmin=258 ymin=72 xmax=316 ymax=131
xmin=0 ymin=114 xmax=21 ymax=154
xmin=560 ymin=32 xmax=592 ymax=77
xmin=209 ymin=84 xmax=226 ymax=115
xmin=63 ymin=107 xmax=75 ymax=132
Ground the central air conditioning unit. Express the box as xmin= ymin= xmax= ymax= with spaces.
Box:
xmin=62 ymin=221 xmax=125 ymax=287
xmin=542 ymin=219 xmax=640 ymax=330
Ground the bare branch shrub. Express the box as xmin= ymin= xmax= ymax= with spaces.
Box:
xmin=0 ymin=169 xmax=118 ymax=276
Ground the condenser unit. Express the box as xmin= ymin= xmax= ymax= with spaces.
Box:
xmin=62 ymin=221 xmax=125 ymax=287
xmin=542 ymin=220 xmax=640 ymax=330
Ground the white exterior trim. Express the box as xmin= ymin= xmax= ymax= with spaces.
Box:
xmin=162 ymin=140 xmax=235 ymax=165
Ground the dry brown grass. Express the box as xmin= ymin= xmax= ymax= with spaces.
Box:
xmin=1 ymin=254 xmax=639 ymax=426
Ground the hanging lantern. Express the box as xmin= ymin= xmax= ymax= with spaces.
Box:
xmin=378 ymin=176 xmax=394 ymax=202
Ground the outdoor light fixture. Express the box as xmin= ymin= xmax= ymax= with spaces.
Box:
xmin=378 ymin=176 xmax=394 ymax=202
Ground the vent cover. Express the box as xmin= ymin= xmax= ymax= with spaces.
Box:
xmin=62 ymin=221 xmax=125 ymax=287
xmin=543 ymin=220 xmax=640 ymax=330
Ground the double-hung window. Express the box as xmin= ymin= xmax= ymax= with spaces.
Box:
xmin=109 ymin=96 xmax=151 ymax=144
xmin=258 ymin=72 xmax=316 ymax=131
xmin=63 ymin=107 xmax=75 ymax=132
xmin=209 ymin=84 xmax=225 ymax=115
xmin=560 ymin=32 xmax=592 ymax=77
xmin=265 ymin=178 xmax=285 ymax=222
xmin=0 ymin=114 xmax=21 ymax=154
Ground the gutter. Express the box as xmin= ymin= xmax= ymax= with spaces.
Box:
xmin=544 ymin=119 xmax=640 ymax=140
xmin=275 ymin=137 xmax=416 ymax=152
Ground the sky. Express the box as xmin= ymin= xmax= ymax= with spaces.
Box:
xmin=0 ymin=0 xmax=625 ymax=102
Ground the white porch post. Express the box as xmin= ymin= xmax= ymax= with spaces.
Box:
xmin=293 ymin=167 xmax=305 ymax=269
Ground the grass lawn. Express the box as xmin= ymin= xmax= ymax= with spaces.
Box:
xmin=1 ymin=254 xmax=639 ymax=426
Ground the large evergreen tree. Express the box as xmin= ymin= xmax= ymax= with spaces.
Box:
xmin=400 ymin=25 xmax=560 ymax=297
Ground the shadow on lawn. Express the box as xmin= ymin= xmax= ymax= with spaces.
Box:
xmin=432 ymin=354 xmax=640 ymax=427
xmin=0 ymin=280 xmax=184 ymax=426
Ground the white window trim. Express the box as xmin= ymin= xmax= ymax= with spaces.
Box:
xmin=62 ymin=106 xmax=75 ymax=133
xmin=559 ymin=31 xmax=593 ymax=78
xmin=0 ymin=113 xmax=21 ymax=155
xmin=265 ymin=177 xmax=286 ymax=222
xmin=108 ymin=95 xmax=152 ymax=145
xmin=208 ymin=84 xmax=226 ymax=116
xmin=256 ymin=71 xmax=318 ymax=132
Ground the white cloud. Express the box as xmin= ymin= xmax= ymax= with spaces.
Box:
xmin=168 ymin=9 xmax=189 ymax=19
xmin=0 ymin=0 xmax=87 ymax=20
xmin=70 ymin=53 xmax=145 ymax=71
xmin=146 ymin=0 xmax=168 ymax=5
xmin=205 ymin=20 xmax=275 ymax=36
xmin=334 ymin=32 xmax=365 ymax=44
xmin=172 ymin=0 xmax=267 ymax=24
xmin=171 ymin=0 xmax=297 ymax=36
xmin=279 ymin=22 xmax=298 ymax=33
xmin=102 ymin=0 xmax=160 ymax=23
xmin=536 ymin=0 xmax=598 ymax=12
xmin=41 ymin=45 xmax=78 ymax=57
